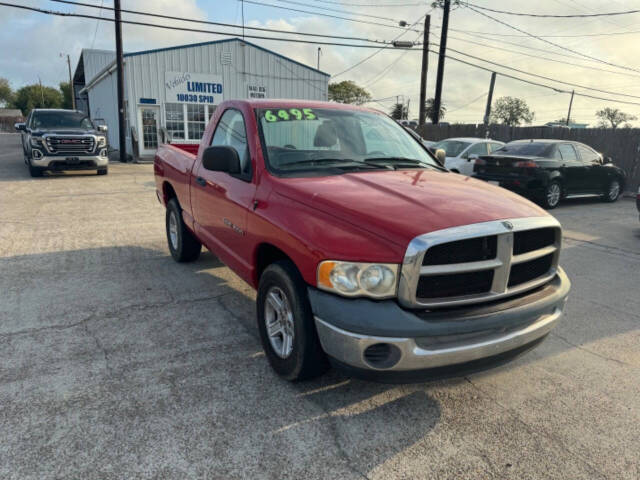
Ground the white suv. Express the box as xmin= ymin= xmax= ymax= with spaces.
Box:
xmin=432 ymin=137 xmax=504 ymax=176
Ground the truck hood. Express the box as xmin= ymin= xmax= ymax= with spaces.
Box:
xmin=274 ymin=169 xmax=548 ymax=248
xmin=32 ymin=129 xmax=100 ymax=136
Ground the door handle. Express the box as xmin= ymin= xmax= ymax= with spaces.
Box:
xmin=195 ymin=177 xmax=206 ymax=187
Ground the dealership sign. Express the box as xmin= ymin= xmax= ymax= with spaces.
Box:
xmin=164 ymin=71 xmax=223 ymax=105
xmin=247 ymin=84 xmax=267 ymax=99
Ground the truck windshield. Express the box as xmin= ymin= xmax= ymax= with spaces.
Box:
xmin=31 ymin=111 xmax=94 ymax=130
xmin=256 ymin=107 xmax=440 ymax=175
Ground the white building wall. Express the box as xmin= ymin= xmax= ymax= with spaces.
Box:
xmin=82 ymin=50 xmax=116 ymax=84
xmin=87 ymin=70 xmax=121 ymax=149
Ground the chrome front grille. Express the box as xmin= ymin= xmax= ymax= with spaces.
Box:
xmin=44 ymin=135 xmax=96 ymax=154
xmin=398 ymin=217 xmax=562 ymax=309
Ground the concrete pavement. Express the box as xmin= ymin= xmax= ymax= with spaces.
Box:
xmin=1 ymin=133 xmax=638 ymax=479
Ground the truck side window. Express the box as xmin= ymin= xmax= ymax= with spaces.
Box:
xmin=211 ymin=109 xmax=251 ymax=179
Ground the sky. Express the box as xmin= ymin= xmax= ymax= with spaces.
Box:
xmin=2 ymin=0 xmax=640 ymax=126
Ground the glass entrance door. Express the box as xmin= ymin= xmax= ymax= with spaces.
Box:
xmin=137 ymin=106 xmax=159 ymax=156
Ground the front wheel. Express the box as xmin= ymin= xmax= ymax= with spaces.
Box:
xmin=541 ymin=181 xmax=561 ymax=209
xmin=166 ymin=198 xmax=201 ymax=262
xmin=603 ymin=179 xmax=621 ymax=202
xmin=97 ymin=167 xmax=108 ymax=176
xmin=28 ymin=163 xmax=43 ymax=177
xmin=257 ymin=260 xmax=329 ymax=381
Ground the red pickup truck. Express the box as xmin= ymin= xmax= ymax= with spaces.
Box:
xmin=154 ymin=99 xmax=570 ymax=382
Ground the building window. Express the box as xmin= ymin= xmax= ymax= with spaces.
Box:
xmin=208 ymin=105 xmax=217 ymax=120
xmin=187 ymin=104 xmax=206 ymax=140
xmin=165 ymin=103 xmax=185 ymax=140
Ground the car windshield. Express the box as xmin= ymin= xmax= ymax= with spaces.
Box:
xmin=31 ymin=111 xmax=94 ymax=129
xmin=256 ymin=107 xmax=440 ymax=175
xmin=493 ymin=142 xmax=551 ymax=156
xmin=432 ymin=140 xmax=471 ymax=157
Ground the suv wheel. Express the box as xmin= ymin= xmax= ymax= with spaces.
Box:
xmin=542 ymin=181 xmax=561 ymax=209
xmin=257 ymin=260 xmax=329 ymax=381
xmin=603 ymin=179 xmax=621 ymax=202
xmin=166 ymin=198 xmax=201 ymax=262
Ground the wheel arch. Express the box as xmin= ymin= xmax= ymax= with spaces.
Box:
xmin=254 ymin=243 xmax=300 ymax=287
xmin=162 ymin=181 xmax=178 ymax=206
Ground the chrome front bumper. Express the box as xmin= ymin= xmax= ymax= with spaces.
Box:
xmin=311 ymin=268 xmax=570 ymax=374
xmin=31 ymin=153 xmax=108 ymax=169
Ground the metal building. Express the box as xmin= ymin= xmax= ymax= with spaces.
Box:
xmin=73 ymin=38 xmax=330 ymax=158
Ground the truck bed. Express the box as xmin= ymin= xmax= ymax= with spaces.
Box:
xmin=154 ymin=143 xmax=198 ymax=222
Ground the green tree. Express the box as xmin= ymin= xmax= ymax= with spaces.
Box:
xmin=328 ymin=80 xmax=372 ymax=105
xmin=595 ymin=107 xmax=637 ymax=129
xmin=59 ymin=82 xmax=73 ymax=109
xmin=425 ymin=98 xmax=446 ymax=122
xmin=390 ymin=102 xmax=407 ymax=120
xmin=0 ymin=77 xmax=12 ymax=107
xmin=490 ymin=96 xmax=535 ymax=126
xmin=12 ymin=84 xmax=63 ymax=115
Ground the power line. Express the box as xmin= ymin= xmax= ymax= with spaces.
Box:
xmin=431 ymin=38 xmax=640 ymax=100
xmin=332 ymin=12 xmax=428 ymax=78
xmin=447 ymin=91 xmax=486 ymax=113
xmin=90 ymin=0 xmax=104 ymax=48
xmin=449 ymin=26 xmax=640 ymax=38
xmin=3 ymin=2 xmax=419 ymax=50
xmin=466 ymin=2 xmax=640 ymax=18
xmin=444 ymin=32 xmax=640 ymax=79
xmin=50 ymin=0 xmax=398 ymax=45
xmin=241 ymin=0 xmax=420 ymax=31
xmin=362 ymin=32 xmax=423 ymax=87
xmin=312 ymin=0 xmax=426 ymax=6
xmin=466 ymin=5 xmax=640 ymax=74
xmin=269 ymin=0 xmax=408 ymax=22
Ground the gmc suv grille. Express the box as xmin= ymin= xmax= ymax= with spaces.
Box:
xmin=45 ymin=136 xmax=95 ymax=154
xmin=398 ymin=218 xmax=561 ymax=309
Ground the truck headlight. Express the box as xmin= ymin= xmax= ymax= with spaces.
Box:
xmin=30 ymin=137 xmax=42 ymax=147
xmin=96 ymin=136 xmax=107 ymax=148
xmin=317 ymin=261 xmax=399 ymax=299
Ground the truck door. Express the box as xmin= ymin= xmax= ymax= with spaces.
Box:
xmin=191 ymin=108 xmax=256 ymax=277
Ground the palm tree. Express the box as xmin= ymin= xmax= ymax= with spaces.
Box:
xmin=425 ymin=98 xmax=446 ymax=122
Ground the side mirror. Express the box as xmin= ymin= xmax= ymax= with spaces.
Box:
xmin=435 ymin=148 xmax=446 ymax=164
xmin=603 ymin=156 xmax=612 ymax=165
xmin=14 ymin=122 xmax=25 ymax=131
xmin=97 ymin=124 xmax=108 ymax=133
xmin=468 ymin=154 xmax=479 ymax=162
xmin=202 ymin=146 xmax=241 ymax=174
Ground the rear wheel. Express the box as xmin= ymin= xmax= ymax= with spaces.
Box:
xmin=603 ymin=179 xmax=621 ymax=202
xmin=166 ymin=198 xmax=201 ymax=262
xmin=542 ymin=181 xmax=561 ymax=209
xmin=257 ymin=260 xmax=329 ymax=381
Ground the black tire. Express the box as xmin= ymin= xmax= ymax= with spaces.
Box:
xmin=166 ymin=198 xmax=201 ymax=262
xmin=28 ymin=163 xmax=43 ymax=177
xmin=97 ymin=167 xmax=108 ymax=176
xmin=603 ymin=178 xmax=621 ymax=203
xmin=541 ymin=180 xmax=561 ymax=209
xmin=256 ymin=260 xmax=329 ymax=381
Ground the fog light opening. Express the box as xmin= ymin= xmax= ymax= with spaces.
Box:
xmin=363 ymin=343 xmax=401 ymax=369
xmin=32 ymin=149 xmax=43 ymax=159
xmin=100 ymin=148 xmax=108 ymax=158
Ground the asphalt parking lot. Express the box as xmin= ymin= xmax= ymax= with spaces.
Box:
xmin=1 ymin=132 xmax=639 ymax=480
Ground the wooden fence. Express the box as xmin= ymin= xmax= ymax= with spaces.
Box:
xmin=416 ymin=123 xmax=640 ymax=192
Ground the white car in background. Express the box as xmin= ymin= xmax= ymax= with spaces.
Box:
xmin=432 ymin=137 xmax=504 ymax=175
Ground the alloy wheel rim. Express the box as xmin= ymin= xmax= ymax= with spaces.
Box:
xmin=609 ymin=181 xmax=620 ymax=200
xmin=169 ymin=211 xmax=178 ymax=249
xmin=547 ymin=183 xmax=560 ymax=206
xmin=264 ymin=286 xmax=295 ymax=359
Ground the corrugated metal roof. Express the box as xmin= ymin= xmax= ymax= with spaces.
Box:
xmin=124 ymin=37 xmax=330 ymax=77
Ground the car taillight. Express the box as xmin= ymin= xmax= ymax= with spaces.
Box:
xmin=514 ymin=161 xmax=538 ymax=168
xmin=473 ymin=158 xmax=486 ymax=165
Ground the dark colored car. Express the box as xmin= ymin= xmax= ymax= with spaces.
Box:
xmin=473 ymin=139 xmax=626 ymax=209
xmin=15 ymin=109 xmax=109 ymax=177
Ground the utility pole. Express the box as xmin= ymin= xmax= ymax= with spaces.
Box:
xmin=406 ymin=98 xmax=410 ymax=120
xmin=432 ymin=0 xmax=450 ymax=124
xmin=566 ymin=90 xmax=575 ymax=126
xmin=418 ymin=15 xmax=430 ymax=126
xmin=66 ymin=54 xmax=76 ymax=110
xmin=38 ymin=77 xmax=44 ymax=107
xmin=483 ymin=72 xmax=496 ymax=126
xmin=317 ymin=47 xmax=322 ymax=70
xmin=114 ymin=0 xmax=126 ymax=162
